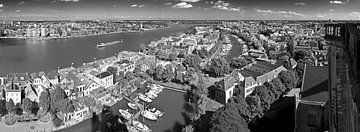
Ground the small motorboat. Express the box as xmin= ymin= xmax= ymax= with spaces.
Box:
xmin=127 ymin=126 xmax=139 ymax=132
xmin=145 ymin=92 xmax=157 ymax=99
xmin=141 ymin=110 xmax=158 ymax=121
xmin=128 ymin=102 xmax=138 ymax=110
xmin=139 ymin=94 xmax=152 ymax=103
xmin=146 ymin=93 xmax=156 ymax=100
xmin=132 ymin=120 xmax=150 ymax=131
xmin=119 ymin=109 xmax=132 ymax=120
xmin=149 ymin=108 xmax=164 ymax=117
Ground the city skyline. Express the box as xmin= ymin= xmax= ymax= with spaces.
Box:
xmin=0 ymin=0 xmax=359 ymax=20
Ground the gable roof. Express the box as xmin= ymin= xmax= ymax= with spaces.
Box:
xmin=217 ymin=76 xmax=237 ymax=91
xmin=301 ymin=65 xmax=328 ymax=103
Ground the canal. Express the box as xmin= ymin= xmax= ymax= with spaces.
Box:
xmin=58 ymin=89 xmax=187 ymax=132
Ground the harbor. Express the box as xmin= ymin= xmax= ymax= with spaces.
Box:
xmin=58 ymin=85 xmax=187 ymax=132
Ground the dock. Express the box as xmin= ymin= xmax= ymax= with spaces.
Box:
xmin=155 ymin=83 xmax=187 ymax=93
xmin=163 ymin=86 xmax=186 ymax=93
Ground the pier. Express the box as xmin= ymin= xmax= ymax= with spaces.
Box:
xmin=162 ymin=86 xmax=186 ymax=93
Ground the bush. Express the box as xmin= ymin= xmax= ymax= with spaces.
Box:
xmin=39 ymin=112 xmax=51 ymax=123
xmin=3 ymin=113 xmax=17 ymax=125
xmin=52 ymin=115 xmax=64 ymax=127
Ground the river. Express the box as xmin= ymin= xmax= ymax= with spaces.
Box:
xmin=0 ymin=24 xmax=192 ymax=132
xmin=0 ymin=24 xmax=191 ymax=75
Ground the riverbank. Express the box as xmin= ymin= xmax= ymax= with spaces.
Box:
xmin=0 ymin=30 xmax=152 ymax=41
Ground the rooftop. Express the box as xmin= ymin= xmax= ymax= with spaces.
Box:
xmin=301 ymin=65 xmax=328 ymax=103
xmin=217 ymin=76 xmax=237 ymax=91
xmin=95 ymin=71 xmax=112 ymax=79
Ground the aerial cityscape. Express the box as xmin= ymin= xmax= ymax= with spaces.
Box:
xmin=0 ymin=0 xmax=359 ymax=132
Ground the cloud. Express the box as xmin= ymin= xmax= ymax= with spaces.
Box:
xmin=180 ymin=0 xmax=201 ymax=2
xmin=0 ymin=4 xmax=3 ymax=8
xmin=330 ymin=1 xmax=345 ymax=4
xmin=256 ymin=9 xmax=305 ymax=17
xmin=15 ymin=10 xmax=21 ymax=13
xmin=350 ymin=12 xmax=360 ymax=17
xmin=212 ymin=0 xmax=242 ymax=12
xmin=288 ymin=11 xmax=305 ymax=17
xmin=172 ymin=2 xmax=193 ymax=8
xmin=256 ymin=9 xmax=273 ymax=13
xmin=18 ymin=1 xmax=26 ymax=6
xmin=58 ymin=0 xmax=80 ymax=2
xmin=130 ymin=4 xmax=145 ymax=8
xmin=164 ymin=2 xmax=172 ymax=5
xmin=294 ymin=2 xmax=305 ymax=6
xmin=0 ymin=10 xmax=3 ymax=12
xmin=329 ymin=9 xmax=334 ymax=12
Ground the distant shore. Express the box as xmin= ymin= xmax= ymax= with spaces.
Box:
xmin=0 ymin=26 xmax=170 ymax=41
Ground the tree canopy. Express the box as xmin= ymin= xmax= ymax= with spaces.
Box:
xmin=230 ymin=57 xmax=251 ymax=69
xmin=206 ymin=57 xmax=230 ymax=77
xmin=210 ymin=103 xmax=250 ymax=132
xmin=184 ymin=54 xmax=201 ymax=69
xmin=0 ymin=100 xmax=8 ymax=115
xmin=39 ymin=91 xmax=51 ymax=112
xmin=278 ymin=70 xmax=298 ymax=91
xmin=6 ymin=99 xmax=15 ymax=113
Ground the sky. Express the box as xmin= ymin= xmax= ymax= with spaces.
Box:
xmin=0 ymin=0 xmax=359 ymax=20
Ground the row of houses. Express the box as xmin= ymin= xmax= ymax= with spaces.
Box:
xmin=213 ymin=60 xmax=288 ymax=104
xmin=0 ymin=51 xmax=153 ymax=123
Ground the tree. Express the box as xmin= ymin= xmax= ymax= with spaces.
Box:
xmin=197 ymin=70 xmax=208 ymax=95
xmin=210 ymin=103 xmax=250 ymax=132
xmin=246 ymin=95 xmax=263 ymax=119
xmin=0 ymin=100 xmax=8 ymax=115
xmin=133 ymin=65 xmax=142 ymax=76
xmin=264 ymin=81 xmax=281 ymax=100
xmin=231 ymin=95 xmax=251 ymax=121
xmin=60 ymin=99 xmax=75 ymax=114
xmin=162 ymin=64 xmax=175 ymax=82
xmin=207 ymin=57 xmax=230 ymax=77
xmin=230 ymin=57 xmax=250 ymax=69
xmin=278 ymin=70 xmax=298 ymax=91
xmin=185 ymin=26 xmax=197 ymax=35
xmin=294 ymin=49 xmax=312 ymax=61
xmin=146 ymin=65 xmax=155 ymax=78
xmin=39 ymin=91 xmax=51 ymax=112
xmin=124 ymin=71 xmax=135 ymax=80
xmin=184 ymin=54 xmax=201 ymax=69
xmin=50 ymin=86 xmax=66 ymax=113
xmin=6 ymin=99 xmax=14 ymax=113
xmin=252 ymin=85 xmax=273 ymax=111
xmin=154 ymin=65 xmax=165 ymax=81
xmin=168 ymin=53 xmax=177 ymax=61
xmin=22 ymin=98 xmax=33 ymax=113
xmin=271 ymin=78 xmax=286 ymax=93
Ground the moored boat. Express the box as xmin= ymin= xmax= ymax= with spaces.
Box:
xmin=149 ymin=107 xmax=164 ymax=117
xmin=141 ymin=110 xmax=158 ymax=121
xmin=128 ymin=102 xmax=138 ymax=110
xmin=127 ymin=126 xmax=139 ymax=132
xmin=132 ymin=120 xmax=150 ymax=131
xmin=139 ymin=94 xmax=152 ymax=103
xmin=118 ymin=109 xmax=132 ymax=120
